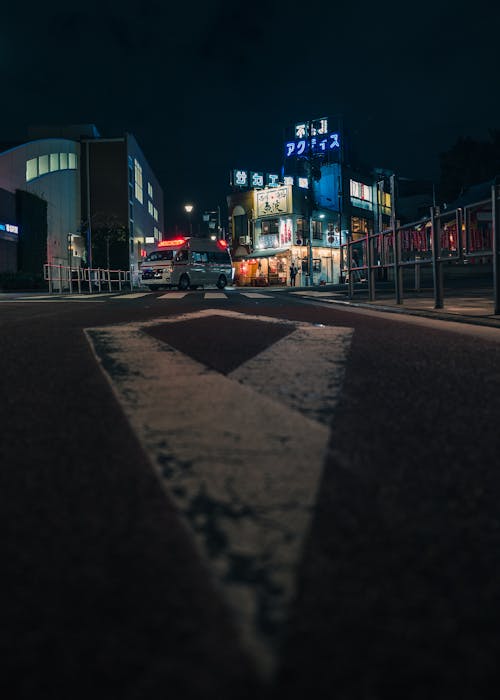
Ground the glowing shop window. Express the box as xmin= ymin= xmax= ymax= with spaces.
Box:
xmin=134 ymin=159 xmax=143 ymax=203
xmin=50 ymin=153 xmax=59 ymax=172
xmin=26 ymin=158 xmax=38 ymax=181
xmin=60 ymin=153 xmax=68 ymax=169
xmin=68 ymin=153 xmax=77 ymax=169
xmin=38 ymin=155 xmax=49 ymax=176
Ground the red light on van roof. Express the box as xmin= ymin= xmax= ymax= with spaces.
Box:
xmin=158 ymin=237 xmax=186 ymax=248
xmin=217 ymin=239 xmax=228 ymax=249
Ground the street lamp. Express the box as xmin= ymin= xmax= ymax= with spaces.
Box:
xmin=184 ymin=204 xmax=194 ymax=235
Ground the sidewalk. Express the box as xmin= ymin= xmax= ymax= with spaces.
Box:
xmin=296 ymin=284 xmax=500 ymax=329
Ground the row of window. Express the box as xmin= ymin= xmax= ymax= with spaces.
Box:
xmin=26 ymin=153 xmax=78 ymax=182
xmin=148 ymin=200 xmax=158 ymax=221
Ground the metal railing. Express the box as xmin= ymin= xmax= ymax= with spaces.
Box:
xmin=44 ymin=264 xmax=132 ymax=294
xmin=340 ymin=182 xmax=500 ymax=314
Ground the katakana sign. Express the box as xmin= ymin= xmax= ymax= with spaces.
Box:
xmin=284 ymin=132 xmax=341 ymax=158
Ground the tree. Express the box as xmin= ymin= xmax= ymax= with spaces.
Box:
xmin=79 ymin=213 xmax=129 ymax=269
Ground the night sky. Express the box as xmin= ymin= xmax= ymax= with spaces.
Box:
xmin=2 ymin=0 xmax=500 ymax=232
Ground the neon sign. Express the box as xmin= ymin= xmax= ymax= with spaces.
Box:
xmin=284 ymin=132 xmax=341 ymax=158
xmin=231 ymin=169 xmax=280 ymax=189
xmin=0 ymin=222 xmax=19 ymax=234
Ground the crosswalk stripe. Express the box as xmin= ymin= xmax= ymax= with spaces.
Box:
xmin=240 ymin=292 xmax=274 ymax=298
xmin=157 ymin=292 xmax=189 ymax=299
xmin=110 ymin=293 xmax=150 ymax=299
xmin=204 ymin=292 xmax=227 ymax=299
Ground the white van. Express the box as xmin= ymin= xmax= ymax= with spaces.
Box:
xmin=140 ymin=237 xmax=234 ymax=291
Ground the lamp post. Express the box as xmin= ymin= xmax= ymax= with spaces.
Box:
xmin=184 ymin=204 xmax=194 ymax=236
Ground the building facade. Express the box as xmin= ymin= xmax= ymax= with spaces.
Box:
xmin=227 ymin=117 xmax=394 ymax=286
xmin=0 ymin=125 xmax=164 ymax=283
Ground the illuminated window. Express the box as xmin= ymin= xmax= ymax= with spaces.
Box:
xmin=148 ymin=182 xmax=153 ymax=198
xmin=350 ymin=180 xmax=372 ymax=202
xmin=26 ymin=158 xmax=38 ymax=181
xmin=38 ymin=155 xmax=49 ymax=176
xmin=312 ymin=220 xmax=323 ymax=239
xmin=351 ymin=216 xmax=372 ymax=236
xmin=60 ymin=153 xmax=68 ymax=169
xmin=378 ymin=190 xmax=391 ymax=209
xmin=68 ymin=153 xmax=77 ymax=169
xmin=153 ymin=207 xmax=158 ymax=222
xmin=134 ymin=159 xmax=143 ymax=203
xmin=50 ymin=153 xmax=59 ymax=171
xmin=148 ymin=201 xmax=154 ymax=216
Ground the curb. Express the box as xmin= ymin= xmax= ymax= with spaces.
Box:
xmin=310 ymin=297 xmax=500 ymax=329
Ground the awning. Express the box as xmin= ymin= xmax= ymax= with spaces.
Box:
xmin=235 ymin=248 xmax=291 ymax=260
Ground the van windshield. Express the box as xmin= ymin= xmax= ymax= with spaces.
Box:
xmin=144 ymin=250 xmax=175 ymax=262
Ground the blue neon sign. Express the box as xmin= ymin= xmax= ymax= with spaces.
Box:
xmin=284 ymin=132 xmax=341 ymax=158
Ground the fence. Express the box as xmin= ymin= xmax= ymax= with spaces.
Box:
xmin=340 ymin=182 xmax=500 ymax=314
xmin=44 ymin=264 xmax=132 ymax=294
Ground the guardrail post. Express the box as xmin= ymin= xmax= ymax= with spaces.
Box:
xmin=118 ymin=271 xmax=122 ymax=291
xmin=492 ymin=180 xmax=500 ymax=314
xmin=58 ymin=265 xmax=63 ymax=294
xmin=414 ymin=263 xmax=421 ymax=292
xmin=68 ymin=267 xmax=73 ymax=295
xmin=97 ymin=269 xmax=102 ymax=293
xmin=394 ymin=226 xmax=402 ymax=304
xmin=347 ymin=240 xmax=354 ymax=299
xmin=46 ymin=265 xmax=53 ymax=294
xmin=431 ymin=206 xmax=444 ymax=309
xmin=107 ymin=268 xmax=111 ymax=292
xmin=367 ymin=232 xmax=375 ymax=301
xmin=391 ymin=176 xmax=402 ymax=304
xmin=77 ymin=267 xmax=82 ymax=294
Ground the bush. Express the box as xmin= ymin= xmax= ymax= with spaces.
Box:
xmin=0 ymin=272 xmax=48 ymax=291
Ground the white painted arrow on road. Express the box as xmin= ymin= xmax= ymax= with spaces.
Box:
xmin=85 ymin=310 xmax=353 ymax=678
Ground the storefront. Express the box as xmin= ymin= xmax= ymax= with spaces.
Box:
xmin=233 ymin=248 xmax=289 ymax=286
xmin=233 ymin=243 xmax=341 ymax=286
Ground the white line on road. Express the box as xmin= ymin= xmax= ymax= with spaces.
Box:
xmin=157 ymin=292 xmax=189 ymax=299
xmin=239 ymin=292 xmax=274 ymax=299
xmin=85 ymin=310 xmax=353 ymax=678
xmin=110 ymin=293 xmax=151 ymax=299
xmin=203 ymin=292 xmax=228 ymax=299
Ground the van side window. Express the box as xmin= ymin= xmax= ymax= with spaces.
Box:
xmin=176 ymin=250 xmax=189 ymax=262
xmin=192 ymin=252 xmax=208 ymax=263
xmin=208 ymin=251 xmax=230 ymax=263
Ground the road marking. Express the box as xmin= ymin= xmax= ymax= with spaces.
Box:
xmin=86 ymin=309 xmax=353 ymax=678
xmin=0 ymin=296 xmax=106 ymax=302
xmin=239 ymin=292 xmax=274 ymax=298
xmin=204 ymin=292 xmax=228 ymax=299
xmin=157 ymin=292 xmax=189 ymax=299
xmin=291 ymin=290 xmax=339 ymax=297
xmin=110 ymin=292 xmax=150 ymax=299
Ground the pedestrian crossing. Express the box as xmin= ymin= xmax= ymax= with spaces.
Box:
xmin=0 ymin=289 xmax=340 ymax=304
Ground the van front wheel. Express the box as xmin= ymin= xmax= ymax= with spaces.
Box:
xmin=216 ymin=274 xmax=227 ymax=289
xmin=178 ymin=274 xmax=190 ymax=291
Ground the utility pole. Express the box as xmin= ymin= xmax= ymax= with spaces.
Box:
xmin=307 ymin=121 xmax=315 ymax=285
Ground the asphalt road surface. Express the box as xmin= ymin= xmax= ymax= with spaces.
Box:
xmin=2 ymin=287 xmax=500 ymax=699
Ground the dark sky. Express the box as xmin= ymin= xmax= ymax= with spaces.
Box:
xmin=2 ymin=0 xmax=500 ymax=231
